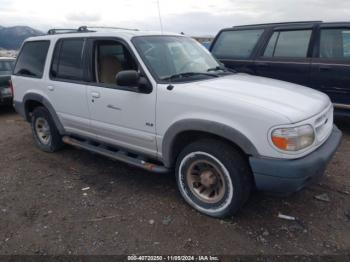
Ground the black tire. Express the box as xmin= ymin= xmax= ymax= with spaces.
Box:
xmin=175 ymin=139 xmax=252 ymax=218
xmin=31 ymin=106 xmax=63 ymax=152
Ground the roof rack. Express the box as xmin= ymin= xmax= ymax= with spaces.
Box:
xmin=233 ymin=21 xmax=323 ymax=28
xmin=85 ymin=26 xmax=139 ymax=31
xmin=47 ymin=26 xmax=93 ymax=35
xmin=47 ymin=25 xmax=140 ymax=35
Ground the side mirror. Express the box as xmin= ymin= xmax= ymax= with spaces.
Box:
xmin=116 ymin=70 xmax=140 ymax=87
xmin=115 ymin=70 xmax=152 ymax=93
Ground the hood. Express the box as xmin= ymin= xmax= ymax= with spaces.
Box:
xmin=194 ymin=73 xmax=330 ymax=123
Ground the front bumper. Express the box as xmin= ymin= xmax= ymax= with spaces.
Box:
xmin=249 ymin=125 xmax=342 ymax=195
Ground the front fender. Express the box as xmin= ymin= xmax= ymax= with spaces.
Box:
xmin=162 ymin=119 xmax=259 ymax=167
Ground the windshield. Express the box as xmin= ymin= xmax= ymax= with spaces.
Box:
xmin=132 ymin=36 xmax=221 ymax=81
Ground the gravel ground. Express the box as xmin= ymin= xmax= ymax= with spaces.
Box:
xmin=0 ymin=106 xmax=349 ymax=255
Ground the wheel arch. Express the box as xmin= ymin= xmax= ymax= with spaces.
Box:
xmin=22 ymin=93 xmax=65 ymax=135
xmin=161 ymin=119 xmax=259 ymax=168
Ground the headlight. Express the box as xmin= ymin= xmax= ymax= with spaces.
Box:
xmin=271 ymin=125 xmax=315 ymax=151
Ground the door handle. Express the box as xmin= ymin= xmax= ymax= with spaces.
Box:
xmin=91 ymin=92 xmax=100 ymax=98
xmin=47 ymin=86 xmax=55 ymax=91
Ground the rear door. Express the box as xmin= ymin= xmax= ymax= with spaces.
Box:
xmin=310 ymin=24 xmax=350 ymax=106
xmin=47 ymin=38 xmax=93 ymax=138
xmin=210 ymin=28 xmax=265 ymax=74
xmin=254 ymin=26 xmax=315 ymax=87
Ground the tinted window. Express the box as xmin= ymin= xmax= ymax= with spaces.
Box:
xmin=263 ymin=32 xmax=278 ymax=57
xmin=0 ymin=60 xmax=14 ymax=75
xmin=264 ymin=30 xmax=312 ymax=58
xmin=211 ymin=29 xmax=264 ymax=59
xmin=14 ymin=41 xmax=49 ymax=78
xmin=51 ymin=39 xmax=84 ymax=80
xmin=320 ymin=28 xmax=350 ymax=59
xmin=95 ymin=40 xmax=138 ymax=85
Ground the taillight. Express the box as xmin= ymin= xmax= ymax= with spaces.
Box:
xmin=8 ymin=80 xmax=14 ymax=97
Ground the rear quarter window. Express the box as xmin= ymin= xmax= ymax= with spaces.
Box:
xmin=211 ymin=29 xmax=264 ymax=59
xmin=13 ymin=41 xmax=50 ymax=78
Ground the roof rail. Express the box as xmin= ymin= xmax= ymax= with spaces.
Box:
xmin=233 ymin=21 xmax=323 ymax=28
xmin=85 ymin=26 xmax=139 ymax=31
xmin=47 ymin=25 xmax=139 ymax=35
xmin=47 ymin=26 xmax=93 ymax=35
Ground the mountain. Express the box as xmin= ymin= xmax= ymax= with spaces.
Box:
xmin=0 ymin=26 xmax=43 ymax=50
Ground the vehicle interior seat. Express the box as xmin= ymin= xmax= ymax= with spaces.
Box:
xmin=99 ymin=55 xmax=123 ymax=84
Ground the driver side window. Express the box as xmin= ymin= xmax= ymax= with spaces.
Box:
xmin=94 ymin=40 xmax=138 ymax=86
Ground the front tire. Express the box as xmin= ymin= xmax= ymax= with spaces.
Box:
xmin=31 ymin=106 xmax=63 ymax=152
xmin=175 ymin=139 xmax=252 ymax=218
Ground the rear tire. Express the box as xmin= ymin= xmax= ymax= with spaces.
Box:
xmin=31 ymin=106 xmax=63 ymax=152
xmin=175 ymin=139 xmax=252 ymax=218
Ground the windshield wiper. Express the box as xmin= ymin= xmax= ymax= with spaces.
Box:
xmin=161 ymin=72 xmax=218 ymax=81
xmin=207 ymin=66 xmax=224 ymax=72
xmin=207 ymin=66 xmax=236 ymax=73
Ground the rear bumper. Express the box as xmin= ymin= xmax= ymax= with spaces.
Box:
xmin=249 ymin=126 xmax=342 ymax=194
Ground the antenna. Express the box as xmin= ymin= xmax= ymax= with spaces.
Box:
xmin=157 ymin=0 xmax=164 ymax=34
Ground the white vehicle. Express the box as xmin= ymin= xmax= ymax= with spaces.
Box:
xmin=12 ymin=26 xmax=342 ymax=218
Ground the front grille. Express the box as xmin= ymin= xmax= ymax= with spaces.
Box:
xmin=314 ymin=106 xmax=333 ymax=142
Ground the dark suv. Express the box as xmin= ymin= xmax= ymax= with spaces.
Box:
xmin=0 ymin=57 xmax=15 ymax=106
xmin=210 ymin=21 xmax=350 ymax=115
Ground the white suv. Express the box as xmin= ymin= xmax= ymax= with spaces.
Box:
xmin=12 ymin=26 xmax=342 ymax=218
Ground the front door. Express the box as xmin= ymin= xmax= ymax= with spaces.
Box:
xmin=86 ymin=38 xmax=158 ymax=157
xmin=310 ymin=26 xmax=350 ymax=106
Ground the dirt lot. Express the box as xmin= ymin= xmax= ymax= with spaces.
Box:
xmin=0 ymin=106 xmax=349 ymax=255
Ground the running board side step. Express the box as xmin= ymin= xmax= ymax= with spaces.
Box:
xmin=62 ymin=136 xmax=169 ymax=174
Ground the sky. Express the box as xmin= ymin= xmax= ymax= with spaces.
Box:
xmin=1 ymin=0 xmax=350 ymax=36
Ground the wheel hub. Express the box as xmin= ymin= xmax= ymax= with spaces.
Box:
xmin=200 ymin=170 xmax=217 ymax=188
xmin=35 ymin=117 xmax=51 ymax=145
xmin=186 ymin=159 xmax=226 ymax=204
